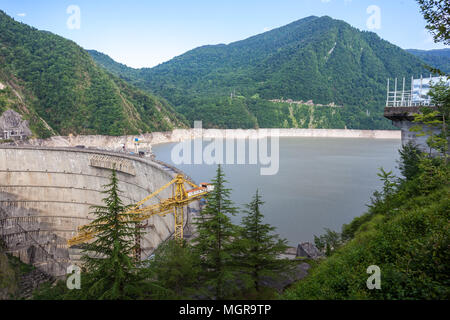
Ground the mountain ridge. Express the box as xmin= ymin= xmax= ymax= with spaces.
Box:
xmin=0 ymin=10 xmax=187 ymax=138
xmin=406 ymin=48 xmax=450 ymax=73
xmin=90 ymin=15 xmax=431 ymax=130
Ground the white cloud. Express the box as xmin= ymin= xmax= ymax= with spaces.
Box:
xmin=17 ymin=13 xmax=26 ymax=17
xmin=263 ymin=27 xmax=271 ymax=32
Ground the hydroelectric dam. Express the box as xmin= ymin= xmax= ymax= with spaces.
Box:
xmin=0 ymin=146 xmax=200 ymax=277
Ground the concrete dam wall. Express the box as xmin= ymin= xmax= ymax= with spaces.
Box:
xmin=0 ymin=146 xmax=198 ymax=277
xmin=21 ymin=129 xmax=401 ymax=153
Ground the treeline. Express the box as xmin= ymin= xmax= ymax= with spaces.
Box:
xmin=90 ymin=16 xmax=430 ymax=130
xmin=407 ymin=49 xmax=450 ymax=74
xmin=33 ymin=166 xmax=294 ymax=300
xmin=173 ymin=95 xmax=393 ymax=130
xmin=284 ymin=145 xmax=449 ymax=299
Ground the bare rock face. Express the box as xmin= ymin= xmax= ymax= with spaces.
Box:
xmin=0 ymin=109 xmax=32 ymax=139
xmin=296 ymin=242 xmax=324 ymax=260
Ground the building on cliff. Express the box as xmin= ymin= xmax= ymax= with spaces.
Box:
xmin=384 ymin=75 xmax=449 ymax=154
xmin=0 ymin=110 xmax=32 ymax=140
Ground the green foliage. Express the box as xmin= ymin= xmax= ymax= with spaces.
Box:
xmin=32 ymin=280 xmax=69 ymax=300
xmin=411 ymin=80 xmax=449 ymax=159
xmin=0 ymin=11 xmax=186 ymax=137
xmin=341 ymin=213 xmax=373 ymax=242
xmin=192 ymin=165 xmax=239 ymax=300
xmin=283 ymin=154 xmax=450 ymax=300
xmin=314 ymin=228 xmax=342 ymax=256
xmin=146 ymin=240 xmax=201 ymax=300
xmin=87 ymin=50 xmax=142 ymax=84
xmin=30 ymin=167 xmax=297 ymax=301
xmin=178 ymin=96 xmax=258 ymax=129
xmin=67 ymin=169 xmax=152 ymax=300
xmin=232 ymin=190 xmax=291 ymax=293
xmin=416 ymin=0 xmax=449 ymax=46
xmin=398 ymin=142 xmax=422 ymax=181
xmin=6 ymin=254 xmax=34 ymax=276
xmin=91 ymin=16 xmax=429 ymax=130
xmin=0 ymin=251 xmax=19 ymax=299
xmin=411 ymin=108 xmax=447 ymax=154
xmin=416 ymin=157 xmax=449 ymax=194
xmin=429 ymin=79 xmax=450 ymax=118
xmin=0 ymin=248 xmax=37 ymax=300
xmin=407 ymin=49 xmax=450 ymax=74
xmin=377 ymin=167 xmax=397 ymax=198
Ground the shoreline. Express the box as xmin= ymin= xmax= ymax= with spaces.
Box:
xmin=20 ymin=128 xmax=401 ymax=152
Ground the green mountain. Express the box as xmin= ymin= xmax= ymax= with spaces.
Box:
xmin=406 ymin=49 xmax=450 ymax=74
xmin=88 ymin=50 xmax=143 ymax=85
xmin=89 ymin=16 xmax=430 ymax=130
xmin=0 ymin=11 xmax=187 ymax=138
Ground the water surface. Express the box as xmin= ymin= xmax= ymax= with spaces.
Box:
xmin=152 ymin=137 xmax=401 ymax=245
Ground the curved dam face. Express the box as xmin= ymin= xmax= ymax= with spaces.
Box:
xmin=0 ymin=146 xmax=196 ymax=277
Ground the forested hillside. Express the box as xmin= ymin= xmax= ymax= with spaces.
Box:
xmin=90 ymin=16 xmax=432 ymax=130
xmin=284 ymin=147 xmax=449 ymax=299
xmin=407 ymin=49 xmax=450 ymax=74
xmin=0 ymin=11 xmax=187 ymax=138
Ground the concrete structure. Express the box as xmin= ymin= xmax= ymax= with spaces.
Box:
xmin=0 ymin=110 xmax=32 ymax=140
xmin=20 ymin=128 xmax=401 ymax=154
xmin=0 ymin=146 xmax=199 ymax=277
xmin=384 ymin=106 xmax=442 ymax=152
xmin=296 ymin=242 xmax=324 ymax=260
xmin=384 ymin=75 xmax=448 ymax=153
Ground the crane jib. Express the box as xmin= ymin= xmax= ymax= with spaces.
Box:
xmin=67 ymin=174 xmax=213 ymax=248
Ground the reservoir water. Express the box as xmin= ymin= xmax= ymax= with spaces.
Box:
xmin=152 ymin=137 xmax=402 ymax=245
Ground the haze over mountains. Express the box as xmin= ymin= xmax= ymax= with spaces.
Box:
xmin=405 ymin=49 xmax=450 ymax=74
xmin=0 ymin=11 xmax=447 ymax=137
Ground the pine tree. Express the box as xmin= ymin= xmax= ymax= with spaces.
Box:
xmin=377 ymin=167 xmax=397 ymax=198
xmin=233 ymin=190 xmax=291 ymax=293
xmin=192 ymin=165 xmax=238 ymax=300
xmin=74 ymin=169 xmax=149 ymax=300
xmin=147 ymin=240 xmax=201 ymax=299
xmin=398 ymin=142 xmax=422 ymax=181
xmin=314 ymin=228 xmax=342 ymax=256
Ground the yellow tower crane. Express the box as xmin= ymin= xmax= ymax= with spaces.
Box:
xmin=67 ymin=174 xmax=214 ymax=248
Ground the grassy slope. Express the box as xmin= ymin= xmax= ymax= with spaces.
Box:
xmin=0 ymin=246 xmax=35 ymax=300
xmin=283 ymin=167 xmax=449 ymax=300
xmin=0 ymin=250 xmax=18 ymax=299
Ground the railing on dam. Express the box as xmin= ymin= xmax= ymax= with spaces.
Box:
xmin=386 ymin=75 xmax=448 ymax=108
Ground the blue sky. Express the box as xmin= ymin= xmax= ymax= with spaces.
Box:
xmin=1 ymin=0 xmax=447 ymax=68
